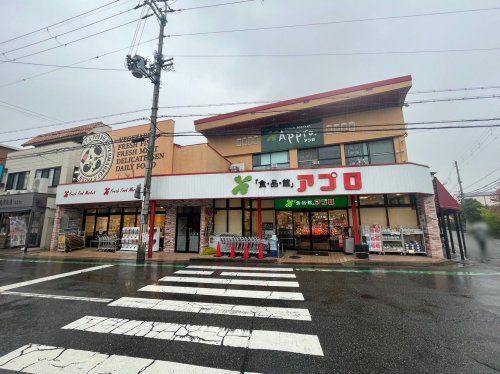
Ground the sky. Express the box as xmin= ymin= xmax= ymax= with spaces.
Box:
xmin=0 ymin=0 xmax=499 ymax=197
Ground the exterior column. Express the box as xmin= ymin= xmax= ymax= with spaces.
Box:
xmin=163 ymin=204 xmax=176 ymax=252
xmin=148 ymin=200 xmax=156 ymax=259
xmin=257 ymin=198 xmax=263 ymax=239
xmin=446 ymin=214 xmax=455 ymax=254
xmin=49 ymin=205 xmax=63 ymax=251
xmin=350 ymin=195 xmax=360 ymax=245
xmin=416 ymin=195 xmax=444 ymax=259
xmin=199 ymin=200 xmax=213 ymax=251
xmin=457 ymin=213 xmax=467 ymax=257
xmin=453 ymin=212 xmax=465 ymax=260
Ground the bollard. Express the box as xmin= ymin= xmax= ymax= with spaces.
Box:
xmin=229 ymin=241 xmax=237 ymax=258
xmin=214 ymin=241 xmax=222 ymax=257
xmin=243 ymin=242 xmax=250 ymax=259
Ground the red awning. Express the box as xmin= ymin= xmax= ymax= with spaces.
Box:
xmin=435 ymin=178 xmax=461 ymax=211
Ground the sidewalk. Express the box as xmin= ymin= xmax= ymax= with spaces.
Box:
xmin=0 ymin=247 xmax=447 ymax=266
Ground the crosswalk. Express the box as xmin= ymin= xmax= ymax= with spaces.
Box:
xmin=0 ymin=264 xmax=323 ymax=373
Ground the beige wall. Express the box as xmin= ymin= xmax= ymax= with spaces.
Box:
xmin=172 ymin=143 xmax=230 ymax=174
xmin=205 ymin=107 xmax=409 ymax=170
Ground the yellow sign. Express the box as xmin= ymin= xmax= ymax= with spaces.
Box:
xmin=77 ymin=120 xmax=174 ymax=182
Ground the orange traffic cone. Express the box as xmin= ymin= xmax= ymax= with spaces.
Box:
xmin=229 ymin=242 xmax=237 ymax=258
xmin=243 ymin=242 xmax=250 ymax=259
xmin=214 ymin=242 xmax=222 ymax=257
xmin=257 ymin=242 xmax=265 ymax=259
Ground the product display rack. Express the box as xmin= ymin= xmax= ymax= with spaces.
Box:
xmin=97 ymin=235 xmax=120 ymax=252
xmin=401 ymin=228 xmax=426 ymax=255
xmin=363 ymin=226 xmax=426 ymax=255
xmin=381 ymin=228 xmax=404 ymax=254
xmin=120 ymin=227 xmax=161 ymax=252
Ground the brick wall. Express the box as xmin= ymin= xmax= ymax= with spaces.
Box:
xmin=163 ymin=205 xmax=177 ymax=253
xmin=417 ymin=195 xmax=444 ymax=258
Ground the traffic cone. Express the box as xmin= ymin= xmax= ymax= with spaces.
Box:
xmin=214 ymin=242 xmax=222 ymax=257
xmin=229 ymin=242 xmax=237 ymax=258
xmin=243 ymin=242 xmax=250 ymax=259
xmin=257 ymin=242 xmax=265 ymax=259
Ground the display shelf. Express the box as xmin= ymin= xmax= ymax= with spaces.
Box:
xmin=97 ymin=235 xmax=120 ymax=252
xmin=120 ymin=227 xmax=161 ymax=252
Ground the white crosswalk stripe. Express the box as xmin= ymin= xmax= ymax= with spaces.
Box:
xmin=109 ymin=297 xmax=312 ymax=320
xmin=174 ymin=270 xmax=214 ymax=275
xmin=62 ymin=315 xmax=323 ymax=356
xmin=187 ymin=265 xmax=293 ymax=272
xmin=159 ymin=275 xmax=300 ymax=287
xmin=220 ymin=271 xmax=296 ymax=278
xmin=139 ymin=284 xmax=305 ymax=300
xmin=0 ymin=343 xmax=240 ymax=373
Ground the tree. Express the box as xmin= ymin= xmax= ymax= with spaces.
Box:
xmin=461 ymin=198 xmax=483 ymax=223
xmin=480 ymin=209 xmax=500 ymax=237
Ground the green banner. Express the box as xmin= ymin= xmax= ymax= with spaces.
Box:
xmin=261 ymin=120 xmax=324 ymax=152
xmin=274 ymin=196 xmax=348 ymax=210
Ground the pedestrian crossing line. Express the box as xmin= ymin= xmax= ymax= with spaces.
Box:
xmin=0 ymin=343 xmax=240 ymax=373
xmin=109 ymin=297 xmax=312 ymax=321
xmin=139 ymin=285 xmax=305 ymax=301
xmin=159 ymin=276 xmax=300 ymax=288
xmin=174 ymin=270 xmax=214 ymax=275
xmin=187 ymin=265 xmax=293 ymax=272
xmin=0 ymin=291 xmax=113 ymax=303
xmin=219 ymin=271 xmax=296 ymax=278
xmin=63 ymin=315 xmax=324 ymax=356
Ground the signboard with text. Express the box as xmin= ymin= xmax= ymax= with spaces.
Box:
xmin=57 ymin=163 xmax=434 ymax=205
xmin=77 ymin=121 xmax=174 ymax=182
xmin=261 ymin=120 xmax=324 ymax=152
xmin=274 ymin=196 xmax=348 ymax=210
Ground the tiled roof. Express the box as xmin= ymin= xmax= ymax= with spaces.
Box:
xmin=22 ymin=122 xmax=107 ymax=147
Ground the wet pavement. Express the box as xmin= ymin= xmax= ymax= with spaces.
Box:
xmin=0 ymin=235 xmax=498 ymax=373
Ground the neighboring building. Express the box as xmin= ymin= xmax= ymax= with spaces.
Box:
xmin=0 ymin=144 xmax=17 ymax=185
xmin=0 ymin=122 xmax=110 ymax=249
xmin=52 ymin=76 xmax=444 ymax=259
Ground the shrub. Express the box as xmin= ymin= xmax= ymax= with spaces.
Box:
xmin=480 ymin=209 xmax=500 ymax=237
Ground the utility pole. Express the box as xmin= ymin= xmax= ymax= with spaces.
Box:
xmin=454 ymin=160 xmax=464 ymax=202
xmin=126 ymin=0 xmax=174 ymax=262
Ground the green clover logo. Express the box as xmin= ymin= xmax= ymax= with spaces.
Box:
xmin=232 ymin=175 xmax=252 ymax=195
xmin=284 ymin=199 xmax=294 ymax=208
xmin=266 ymin=130 xmax=278 ymax=142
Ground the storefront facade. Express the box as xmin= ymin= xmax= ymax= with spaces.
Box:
xmin=51 ymin=75 xmax=444 ymax=259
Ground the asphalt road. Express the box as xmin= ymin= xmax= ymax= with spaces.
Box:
xmin=0 ymin=237 xmax=498 ymax=373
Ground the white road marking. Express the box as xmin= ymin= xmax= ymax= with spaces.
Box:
xmin=0 ymin=265 xmax=113 ymax=292
xmin=63 ymin=315 xmax=323 ymax=356
xmin=187 ymin=265 xmax=293 ymax=272
xmin=159 ymin=276 xmax=299 ymax=288
xmin=174 ymin=270 xmax=214 ymax=275
xmin=220 ymin=272 xmax=296 ymax=278
xmin=0 ymin=291 xmax=112 ymax=303
xmin=0 ymin=343 xmax=238 ymax=373
xmin=139 ymin=285 xmax=304 ymax=301
xmin=109 ymin=297 xmax=311 ymax=321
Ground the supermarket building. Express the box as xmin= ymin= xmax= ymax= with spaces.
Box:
xmin=50 ymin=75 xmax=443 ymax=258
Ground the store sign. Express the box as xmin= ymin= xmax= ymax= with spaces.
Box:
xmin=57 ymin=163 xmax=434 ymax=205
xmin=274 ymin=196 xmax=348 ymax=210
xmin=261 ymin=120 xmax=324 ymax=152
xmin=9 ymin=216 xmax=27 ymax=247
xmin=77 ymin=121 xmax=174 ymax=182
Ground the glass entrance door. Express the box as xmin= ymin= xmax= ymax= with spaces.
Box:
xmin=311 ymin=211 xmax=330 ymax=250
xmin=293 ymin=212 xmax=310 ymax=250
xmin=175 ymin=207 xmax=201 ymax=253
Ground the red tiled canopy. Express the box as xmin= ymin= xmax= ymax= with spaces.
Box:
xmin=435 ymin=178 xmax=461 ymax=211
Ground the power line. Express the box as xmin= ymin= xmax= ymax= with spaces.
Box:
xmin=172 ymin=0 xmax=257 ymax=12
xmin=0 ymin=7 xmax=135 ymax=56
xmin=0 ymin=0 xmax=122 ymax=46
xmin=166 ymin=5 xmax=500 ymax=37
xmin=0 ymin=99 xmax=61 ymax=123
xmin=463 ymin=165 xmax=500 ymax=190
xmin=464 ymin=179 xmax=500 ymax=195
xmin=0 ymin=59 xmax=126 ymax=71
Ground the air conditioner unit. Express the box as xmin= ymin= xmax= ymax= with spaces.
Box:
xmin=312 ymin=160 xmax=321 ymax=166
xmin=270 ymin=163 xmax=278 ymax=169
xmin=33 ymin=178 xmax=49 ymax=194
xmin=229 ymin=163 xmax=245 ymax=172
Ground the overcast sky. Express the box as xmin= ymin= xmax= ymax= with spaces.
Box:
xmin=0 ymin=0 xmax=499 ymax=196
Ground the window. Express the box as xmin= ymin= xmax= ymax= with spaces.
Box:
xmin=359 ymin=195 xmax=385 ymax=206
xmin=5 ymin=171 xmax=29 ymax=190
xmin=345 ymin=139 xmax=395 ymax=165
xmin=252 ymin=151 xmax=289 ymax=170
xmin=298 ymin=145 xmax=341 ymax=168
xmin=35 ymin=167 xmax=61 ymax=187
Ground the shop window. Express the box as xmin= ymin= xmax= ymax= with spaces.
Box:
xmin=95 ymin=216 xmax=108 ymax=234
xmin=123 ymin=207 xmax=136 ymax=213
xmin=251 ymin=210 xmax=275 ymax=235
xmin=110 ymin=207 xmax=122 ymax=213
xmin=123 ymin=214 xmax=136 ymax=228
xmin=84 ymin=216 xmax=96 ymax=236
xmin=5 ymin=171 xmax=29 ymax=190
xmin=108 ymin=215 xmax=121 ymax=236
xmin=345 ymin=139 xmax=395 ymax=165
xmin=154 ymin=213 xmax=165 ymax=229
xmin=251 ymin=199 xmax=274 ymax=209
xmin=228 ymin=210 xmax=242 ymax=235
xmin=388 ymin=207 xmax=417 ymax=227
xmin=252 ymin=151 xmax=289 ymax=170
xmin=359 ymin=195 xmax=385 ymax=206
xmin=35 ymin=167 xmax=61 ymax=187
xmin=229 ymin=199 xmax=242 ymax=208
xmin=298 ymin=145 xmax=342 ymax=168
xmin=387 ymin=194 xmax=411 ymax=205
xmin=214 ymin=210 xmax=227 ymax=233
xmin=359 ymin=207 xmax=387 ymax=226
xmin=214 ymin=199 xmax=227 ymax=208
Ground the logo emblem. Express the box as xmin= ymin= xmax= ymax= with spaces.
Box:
xmin=78 ymin=133 xmax=114 ymax=182
xmin=232 ymin=175 xmax=252 ymax=196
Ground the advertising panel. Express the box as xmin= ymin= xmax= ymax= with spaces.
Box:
xmin=274 ymin=196 xmax=348 ymax=210
xmin=9 ymin=216 xmax=27 ymax=247
xmin=77 ymin=120 xmax=174 ymax=182
xmin=261 ymin=119 xmax=324 ymax=152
